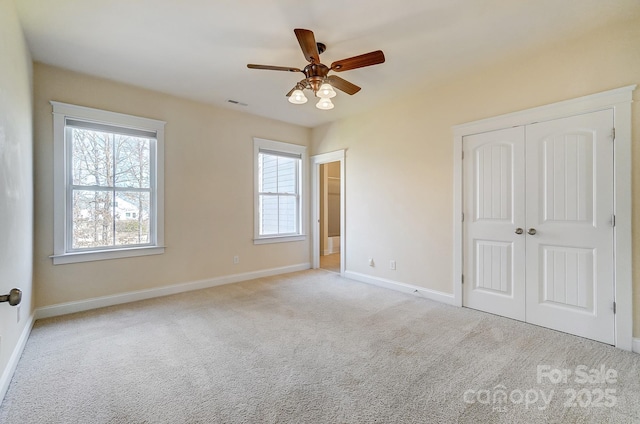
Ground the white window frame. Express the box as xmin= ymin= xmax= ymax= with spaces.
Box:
xmin=50 ymin=101 xmax=166 ymax=264
xmin=253 ymin=138 xmax=307 ymax=244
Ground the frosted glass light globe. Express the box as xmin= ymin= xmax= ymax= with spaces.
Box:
xmin=288 ymin=89 xmax=307 ymax=104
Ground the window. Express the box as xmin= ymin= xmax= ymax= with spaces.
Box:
xmin=51 ymin=102 xmax=165 ymax=264
xmin=254 ymin=138 xmax=306 ymax=244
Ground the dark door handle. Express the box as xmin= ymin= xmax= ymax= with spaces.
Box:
xmin=0 ymin=288 xmax=22 ymax=306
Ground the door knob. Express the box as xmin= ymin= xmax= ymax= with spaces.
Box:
xmin=527 ymin=228 xmax=537 ymax=235
xmin=0 ymin=288 xmax=22 ymax=306
xmin=515 ymin=228 xmax=524 ymax=235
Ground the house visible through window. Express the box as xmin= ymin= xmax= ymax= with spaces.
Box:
xmin=69 ymin=120 xmax=152 ymax=249
xmin=51 ymin=102 xmax=165 ymax=264
xmin=254 ymin=138 xmax=306 ymax=244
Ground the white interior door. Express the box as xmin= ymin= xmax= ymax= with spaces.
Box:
xmin=524 ymin=110 xmax=615 ymax=344
xmin=462 ymin=110 xmax=615 ymax=344
xmin=463 ymin=126 xmax=526 ymax=321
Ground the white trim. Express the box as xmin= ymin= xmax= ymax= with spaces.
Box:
xmin=50 ymin=101 xmax=166 ymax=264
xmin=311 ymin=150 xmax=346 ymax=276
xmin=344 ymin=271 xmax=456 ymax=306
xmin=452 ymin=132 xmax=464 ymax=307
xmin=633 ymin=338 xmax=640 ymax=354
xmin=51 ymin=246 xmax=165 ymax=265
xmin=452 ymin=85 xmax=636 ymax=136
xmin=0 ymin=314 xmax=35 ymax=403
xmin=611 ymin=94 xmax=634 ymax=351
xmin=35 ymin=263 xmax=310 ymax=319
xmin=253 ymin=138 xmax=307 ymax=244
xmin=50 ymin=101 xmax=166 ymax=130
xmin=452 ymin=85 xmax=636 ymax=350
xmin=253 ymin=235 xmax=306 ymax=245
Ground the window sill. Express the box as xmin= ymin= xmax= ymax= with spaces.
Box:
xmin=253 ymin=235 xmax=306 ymax=245
xmin=51 ymin=246 xmax=165 ymax=265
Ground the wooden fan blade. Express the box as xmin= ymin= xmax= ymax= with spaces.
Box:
xmin=247 ymin=64 xmax=302 ymax=73
xmin=286 ymin=86 xmax=296 ymax=97
xmin=294 ymin=28 xmax=320 ymax=63
xmin=330 ymin=50 xmax=385 ymax=72
xmin=327 ymin=75 xmax=361 ymax=95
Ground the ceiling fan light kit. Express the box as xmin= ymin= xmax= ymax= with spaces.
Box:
xmin=288 ymin=89 xmax=308 ymax=104
xmin=317 ymin=83 xmax=336 ymax=99
xmin=316 ymin=98 xmax=334 ymax=110
xmin=248 ymin=28 xmax=384 ymax=111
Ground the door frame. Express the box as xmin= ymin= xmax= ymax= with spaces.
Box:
xmin=311 ymin=150 xmax=346 ymax=275
xmin=452 ymin=85 xmax=636 ymax=350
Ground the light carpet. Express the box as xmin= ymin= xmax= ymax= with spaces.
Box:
xmin=1 ymin=270 xmax=639 ymax=423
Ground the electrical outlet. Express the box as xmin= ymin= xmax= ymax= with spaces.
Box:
xmin=368 ymin=258 xmax=374 ymax=267
xmin=233 ymin=256 xmax=240 ymax=264
xmin=390 ymin=260 xmax=396 ymax=270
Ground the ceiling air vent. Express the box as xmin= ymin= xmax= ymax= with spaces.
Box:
xmin=227 ymin=99 xmax=248 ymax=107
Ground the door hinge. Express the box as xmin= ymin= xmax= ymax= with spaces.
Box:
xmin=461 ymin=274 xmax=464 ymax=284
xmin=462 ymin=212 xmax=465 ymax=222
xmin=611 ymin=214 xmax=616 ymax=227
xmin=613 ymin=301 xmax=616 ymax=314
xmin=612 ymin=128 xmax=616 ymax=141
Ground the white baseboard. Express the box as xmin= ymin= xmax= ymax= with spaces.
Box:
xmin=633 ymin=338 xmax=640 ymax=354
xmin=0 ymin=313 xmax=35 ymax=404
xmin=344 ymin=271 xmax=456 ymax=306
xmin=35 ymin=263 xmax=311 ymax=319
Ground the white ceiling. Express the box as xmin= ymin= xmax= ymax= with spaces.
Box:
xmin=15 ymin=0 xmax=640 ymax=128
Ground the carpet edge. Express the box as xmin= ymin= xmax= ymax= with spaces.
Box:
xmin=34 ymin=263 xmax=311 ymax=319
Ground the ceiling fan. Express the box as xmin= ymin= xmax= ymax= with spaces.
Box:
xmin=247 ymin=28 xmax=385 ymax=110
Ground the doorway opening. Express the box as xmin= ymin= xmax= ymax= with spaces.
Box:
xmin=311 ymin=150 xmax=345 ymax=275
xmin=319 ymin=161 xmax=341 ymax=273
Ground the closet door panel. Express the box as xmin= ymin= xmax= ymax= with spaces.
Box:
xmin=525 ymin=110 xmax=615 ymax=344
xmin=462 ymin=126 xmax=526 ymax=321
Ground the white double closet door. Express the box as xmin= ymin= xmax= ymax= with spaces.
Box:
xmin=463 ymin=110 xmax=615 ymax=344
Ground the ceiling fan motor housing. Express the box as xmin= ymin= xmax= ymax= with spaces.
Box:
xmin=303 ymin=64 xmax=329 ymax=92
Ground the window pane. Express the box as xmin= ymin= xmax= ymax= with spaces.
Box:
xmin=71 ymin=128 xmax=113 ymax=186
xmin=259 ymin=153 xmax=298 ymax=195
xmin=278 ymin=195 xmax=297 ymax=234
xmin=115 ymin=192 xmax=151 ymax=245
xmin=277 ymin=157 xmax=296 ymax=194
xmin=259 ymin=195 xmax=279 ymax=235
xmin=255 ymin=141 xmax=304 ymax=240
xmin=72 ymin=190 xmax=114 ymax=249
xmin=259 ymin=154 xmax=278 ymax=193
xmin=115 ymin=136 xmax=151 ymax=188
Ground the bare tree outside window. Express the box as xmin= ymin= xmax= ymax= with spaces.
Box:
xmin=71 ymin=127 xmax=152 ymax=249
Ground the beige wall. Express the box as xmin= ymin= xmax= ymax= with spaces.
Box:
xmin=0 ymin=0 xmax=34 ymax=388
xmin=33 ymin=64 xmax=311 ymax=307
xmin=312 ymin=17 xmax=640 ymax=336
